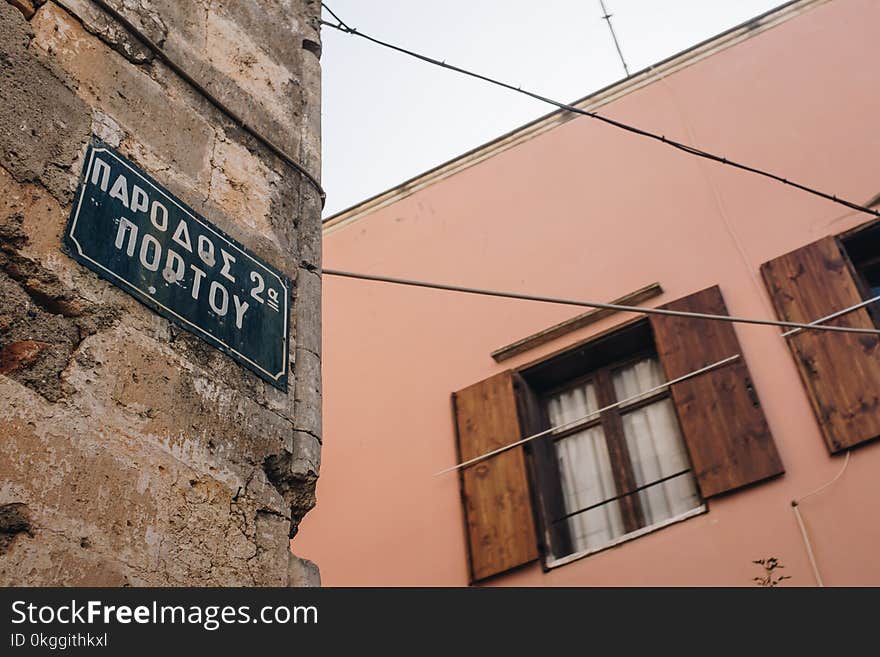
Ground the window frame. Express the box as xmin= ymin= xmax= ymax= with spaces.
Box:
xmin=519 ymin=323 xmax=705 ymax=569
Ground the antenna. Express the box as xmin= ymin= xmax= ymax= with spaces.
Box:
xmin=598 ymin=0 xmax=630 ymax=77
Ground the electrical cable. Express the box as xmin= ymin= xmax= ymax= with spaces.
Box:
xmin=649 ymin=65 xmax=780 ymax=323
xmin=791 ymin=505 xmax=823 ymax=586
xmin=323 ymin=268 xmax=880 ymax=336
xmin=790 ymin=451 xmax=852 ymax=586
xmin=435 ymin=354 xmax=741 ymax=476
xmin=320 ymin=4 xmax=880 ymax=221
xmin=780 ymin=293 xmax=880 ymax=337
xmin=321 ymin=2 xmax=352 ymax=31
xmin=87 ymin=0 xmax=327 ymax=207
xmin=795 ymin=450 xmax=851 ymax=503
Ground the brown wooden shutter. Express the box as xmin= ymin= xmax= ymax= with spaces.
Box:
xmin=649 ymin=286 xmax=784 ymax=497
xmin=760 ymin=236 xmax=880 ymax=453
xmin=453 ymin=371 xmax=538 ymax=581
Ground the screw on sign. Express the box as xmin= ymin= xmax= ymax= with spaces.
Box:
xmin=63 ymin=139 xmax=291 ymax=391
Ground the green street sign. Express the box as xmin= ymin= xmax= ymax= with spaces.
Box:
xmin=63 ymin=140 xmax=290 ymax=391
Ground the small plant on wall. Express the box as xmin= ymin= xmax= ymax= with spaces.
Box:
xmin=752 ymin=557 xmax=791 ymax=587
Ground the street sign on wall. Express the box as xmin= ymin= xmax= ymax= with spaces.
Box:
xmin=63 ymin=140 xmax=290 ymax=391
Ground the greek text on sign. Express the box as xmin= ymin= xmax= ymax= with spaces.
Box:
xmin=63 ymin=140 xmax=290 ymax=391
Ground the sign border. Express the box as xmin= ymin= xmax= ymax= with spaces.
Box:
xmin=62 ymin=138 xmax=291 ymax=392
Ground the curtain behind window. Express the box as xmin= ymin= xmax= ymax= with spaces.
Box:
xmin=547 ymin=384 xmax=624 ymax=553
xmin=546 ymin=357 xmax=700 ymax=557
xmin=613 ymin=358 xmax=701 ymax=526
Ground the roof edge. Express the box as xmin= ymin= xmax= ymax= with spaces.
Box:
xmin=323 ymin=0 xmax=827 ymax=235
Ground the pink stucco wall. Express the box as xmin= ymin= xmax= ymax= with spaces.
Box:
xmin=294 ymin=0 xmax=880 ymax=585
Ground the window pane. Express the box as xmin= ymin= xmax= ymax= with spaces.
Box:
xmin=546 ymin=380 xmax=600 ymax=429
xmin=860 ymin=262 xmax=880 ymax=299
xmin=555 ymin=426 xmax=625 ymax=554
xmin=547 ymin=381 xmax=624 ymax=554
xmin=613 ymin=358 xmax=701 ymax=525
xmin=612 ymin=357 xmax=666 ymax=406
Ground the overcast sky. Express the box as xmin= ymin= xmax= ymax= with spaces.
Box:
xmin=319 ymin=1 xmax=785 ymax=218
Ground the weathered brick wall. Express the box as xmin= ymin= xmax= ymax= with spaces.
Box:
xmin=0 ymin=0 xmax=322 ymax=585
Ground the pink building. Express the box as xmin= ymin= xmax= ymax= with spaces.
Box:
xmin=296 ymin=0 xmax=880 ymax=585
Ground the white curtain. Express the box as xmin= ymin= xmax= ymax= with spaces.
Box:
xmin=612 ymin=358 xmax=701 ymax=526
xmin=547 ymin=384 xmax=624 ymax=554
xmin=546 ymin=357 xmax=701 ymax=557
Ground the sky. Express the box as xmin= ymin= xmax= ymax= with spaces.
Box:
xmin=319 ymin=1 xmax=786 ymax=218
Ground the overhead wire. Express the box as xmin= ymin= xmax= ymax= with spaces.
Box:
xmin=322 ymin=269 xmax=880 ymax=336
xmin=320 ymin=267 xmax=878 ymax=477
xmin=434 ymin=354 xmax=741 ymax=476
xmin=780 ymin=293 xmax=880 ymax=337
xmin=648 ymin=64 xmax=780 ymax=323
xmin=320 ymin=4 xmax=880 ymax=221
xmin=87 ymin=0 xmax=327 ymax=207
xmin=321 ymin=2 xmax=352 ymax=31
xmin=320 ymin=6 xmax=880 ymax=343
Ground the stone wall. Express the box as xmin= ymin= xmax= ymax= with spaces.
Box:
xmin=0 ymin=0 xmax=322 ymax=586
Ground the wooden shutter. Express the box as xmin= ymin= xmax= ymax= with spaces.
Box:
xmin=760 ymin=236 xmax=880 ymax=453
xmin=453 ymin=371 xmax=538 ymax=581
xmin=650 ymin=286 xmax=784 ymax=497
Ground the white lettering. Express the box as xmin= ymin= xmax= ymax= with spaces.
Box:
xmin=190 ymin=264 xmax=206 ymax=300
xmin=232 ymin=295 xmax=249 ymax=329
xmin=150 ymin=201 xmax=169 ymax=232
xmin=209 ymin=281 xmax=229 ymax=316
xmin=90 ymin=156 xmax=111 ymax=191
xmin=139 ymin=234 xmax=162 ymax=272
xmin=250 ymin=271 xmax=265 ymax=303
xmin=162 ymin=249 xmax=185 ymax=284
xmin=114 ymin=217 xmax=138 ymax=257
xmin=197 ymin=235 xmax=216 ymax=267
xmin=130 ymin=185 xmax=149 ymax=213
xmin=172 ymin=219 xmax=193 ymax=252
xmin=220 ymin=249 xmax=236 ymax=283
xmin=109 ymin=173 xmax=130 ymax=208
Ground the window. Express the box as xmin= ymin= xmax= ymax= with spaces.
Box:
xmin=522 ymin=322 xmax=702 ymax=563
xmin=453 ymin=285 xmax=782 ymax=582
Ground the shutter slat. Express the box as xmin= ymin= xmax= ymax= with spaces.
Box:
xmin=453 ymin=371 xmax=538 ymax=581
xmin=760 ymin=236 xmax=880 ymax=452
xmin=650 ymin=286 xmax=784 ymax=497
